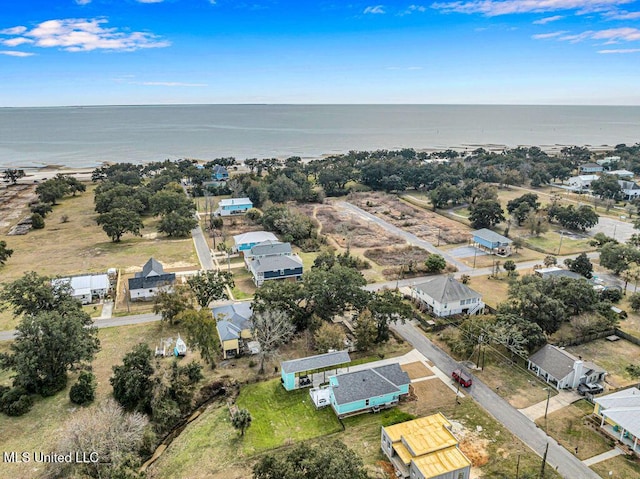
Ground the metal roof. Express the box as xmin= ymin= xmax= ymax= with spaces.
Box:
xmin=219 ymin=197 xmax=252 ymax=206
xmin=472 ymin=228 xmax=512 ymax=245
xmin=331 ymin=363 xmax=410 ymax=406
xmin=281 ymin=350 xmax=351 ymax=375
xmin=595 ymin=387 xmax=640 ymax=410
xmin=413 ymin=276 xmax=481 ymax=304
xmin=248 ymin=240 xmax=292 ymax=257
xmin=233 ymin=231 xmax=278 ymax=246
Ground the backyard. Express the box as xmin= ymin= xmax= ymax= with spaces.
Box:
xmin=566 ymin=338 xmax=640 ymax=389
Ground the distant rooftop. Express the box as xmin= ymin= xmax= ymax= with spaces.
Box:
xmin=281 ymin=350 xmax=351 ymax=375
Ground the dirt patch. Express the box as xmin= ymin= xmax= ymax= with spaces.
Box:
xmin=404 ymin=379 xmax=457 ymax=417
xmin=401 ymin=362 xmax=434 ymax=380
xmin=309 ymin=203 xmax=404 ymax=249
xmin=0 ymin=184 xmax=38 ymax=232
xmin=364 ymin=245 xmax=430 ymax=266
xmin=349 ymin=192 xmax=471 ymax=244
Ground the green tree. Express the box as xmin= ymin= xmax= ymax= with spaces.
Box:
xmin=428 ymin=183 xmax=463 ymax=210
xmin=96 ymin=208 xmax=143 ymax=242
xmin=2 ymin=168 xmax=25 ymax=185
xmin=507 ymin=277 xmax=567 ymax=334
xmin=58 ymin=174 xmax=86 ymax=196
xmin=629 ymin=292 xmax=640 ymax=312
xmin=250 ymin=309 xmax=295 ymax=373
xmin=590 ymin=174 xmax=623 ymax=200
xmin=599 ymin=242 xmax=640 ymax=275
xmin=523 ymin=211 xmax=549 ymax=236
xmin=503 ymin=260 xmax=517 ymax=277
xmin=186 ymin=270 xmax=234 ymax=308
xmin=469 ymin=199 xmax=505 ymax=229
xmin=303 ymin=264 xmax=368 ymax=322
xmin=69 ymin=371 xmax=97 ymax=405
xmin=231 ymin=408 xmax=252 ymax=436
xmin=157 ymin=210 xmax=198 ymax=237
xmin=153 ymin=287 xmax=191 ymax=325
xmin=314 ymin=322 xmax=346 ymax=353
xmin=368 ymin=289 xmax=413 ymax=343
xmin=253 ymin=441 xmax=370 ymax=479
xmin=151 ymin=190 xmax=194 ymax=216
xmin=30 ymin=202 xmax=53 ymax=217
xmin=424 ymin=254 xmax=447 ymax=273
xmin=543 ymin=255 xmax=557 ymax=267
xmin=252 ymin=280 xmax=307 ymax=329
xmin=177 ymin=309 xmax=219 ymax=368
xmin=35 ymin=177 xmax=69 ymax=204
xmin=31 ymin=212 xmax=45 ymax=229
xmin=110 ymin=343 xmax=155 ymax=413
xmin=0 ymin=240 xmax=13 ymax=266
xmin=0 ymin=309 xmax=99 ymax=396
xmin=354 ymin=308 xmax=377 ymax=352
xmin=0 ymin=271 xmax=77 ymax=317
xmin=564 ymin=253 xmax=593 ymax=278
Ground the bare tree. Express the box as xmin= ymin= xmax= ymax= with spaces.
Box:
xmin=46 ymin=398 xmax=148 ymax=479
xmin=250 ymin=309 xmax=295 ymax=374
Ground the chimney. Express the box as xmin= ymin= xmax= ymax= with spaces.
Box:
xmin=573 ymin=360 xmax=584 ymax=388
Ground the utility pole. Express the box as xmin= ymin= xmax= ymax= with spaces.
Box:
xmin=539 ymin=442 xmax=549 ymax=479
xmin=516 ymin=454 xmax=521 ymax=479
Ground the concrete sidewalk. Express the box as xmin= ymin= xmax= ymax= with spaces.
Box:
xmin=582 ymin=447 xmax=624 ymax=466
xmin=519 ymin=389 xmax=581 ymax=421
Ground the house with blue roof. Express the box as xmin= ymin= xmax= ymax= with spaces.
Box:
xmin=211 ymin=164 xmax=229 ymax=181
xmin=213 ymin=302 xmax=254 ymax=359
xmin=472 ymin=228 xmax=512 ymax=257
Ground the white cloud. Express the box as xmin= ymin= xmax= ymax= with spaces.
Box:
xmin=431 ymin=0 xmax=634 ymax=17
xmin=139 ymin=81 xmax=208 ymax=87
xmin=0 ymin=18 xmax=170 ymax=52
xmin=75 ymin=0 xmax=92 ymax=5
xmin=0 ymin=26 xmax=27 ymax=35
xmin=533 ymin=15 xmax=564 ymax=23
xmin=364 ymin=5 xmax=386 ymax=14
xmin=598 ymin=47 xmax=640 ymax=52
xmin=0 ymin=50 xmax=34 ymax=57
xmin=591 ymin=26 xmax=640 ymax=41
xmin=2 ymin=37 xmax=33 ymax=47
xmin=532 ymin=30 xmax=568 ymax=38
xmin=137 ymin=0 xmax=165 ymax=3
xmin=603 ymin=9 xmax=640 ymax=19
xmin=402 ymin=4 xmax=427 ymax=14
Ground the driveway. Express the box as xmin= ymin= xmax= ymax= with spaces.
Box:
xmin=391 ymin=320 xmax=601 ymax=479
xmin=519 ymin=389 xmax=582 ymax=422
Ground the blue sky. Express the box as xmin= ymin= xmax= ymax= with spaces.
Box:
xmin=1 ymin=1 xmax=639 ymax=106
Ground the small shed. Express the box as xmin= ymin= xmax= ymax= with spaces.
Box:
xmin=472 ymin=229 xmax=512 ymax=257
xmin=280 ymin=350 xmax=351 ymax=391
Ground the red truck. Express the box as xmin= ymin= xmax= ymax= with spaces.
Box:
xmin=452 ymin=369 xmax=473 ymax=388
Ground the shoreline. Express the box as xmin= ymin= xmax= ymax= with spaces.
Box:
xmin=1 ymin=142 xmax=620 ymax=173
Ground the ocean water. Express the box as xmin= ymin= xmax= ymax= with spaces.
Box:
xmin=0 ymin=104 xmax=639 ymax=169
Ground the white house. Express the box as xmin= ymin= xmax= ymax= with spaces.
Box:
xmin=54 ymin=274 xmax=110 ymax=305
xmin=412 ymin=276 xmax=484 ymax=317
xmin=609 ymin=169 xmax=634 ymax=179
xmin=618 ymin=180 xmax=640 ymax=200
xmin=527 ymin=344 xmax=606 ymax=390
xmin=567 ymin=175 xmax=599 ymax=190
xmin=579 ymin=163 xmax=604 ymax=174
xmin=593 ymin=387 xmax=640 ymax=455
xmin=128 ymin=258 xmax=176 ymax=301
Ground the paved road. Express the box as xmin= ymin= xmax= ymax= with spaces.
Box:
xmin=336 ymin=201 xmax=472 ymax=273
xmin=391 ymin=320 xmax=601 ymax=479
xmin=191 ymin=217 xmax=215 ymax=271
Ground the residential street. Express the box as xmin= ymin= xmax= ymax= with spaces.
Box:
xmin=391 ymin=320 xmax=602 ymax=479
xmin=191 ymin=214 xmax=215 ymax=271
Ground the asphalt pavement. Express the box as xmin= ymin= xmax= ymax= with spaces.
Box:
xmin=391 ymin=320 xmax=602 ymax=479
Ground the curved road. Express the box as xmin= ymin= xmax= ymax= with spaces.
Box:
xmin=392 ymin=320 xmax=601 ymax=479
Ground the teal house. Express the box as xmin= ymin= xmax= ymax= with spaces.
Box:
xmin=280 ymin=350 xmax=351 ymax=391
xmin=329 ymin=363 xmax=410 ymax=418
xmin=215 ymin=197 xmax=253 ymax=217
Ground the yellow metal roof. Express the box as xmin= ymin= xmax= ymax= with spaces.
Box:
xmin=393 ymin=443 xmax=413 ymax=466
xmin=384 ymin=412 xmax=458 ymax=456
xmin=412 ymin=446 xmax=472 ymax=478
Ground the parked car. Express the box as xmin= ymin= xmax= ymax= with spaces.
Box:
xmin=452 ymin=369 xmax=472 ymax=388
xmin=578 ymin=383 xmax=603 ymax=396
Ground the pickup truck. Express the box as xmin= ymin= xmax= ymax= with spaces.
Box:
xmin=578 ymin=382 xmax=603 ymax=396
xmin=452 ymin=369 xmax=473 ymax=388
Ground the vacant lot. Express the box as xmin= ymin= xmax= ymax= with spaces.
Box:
xmin=566 ymin=338 xmax=640 ymax=389
xmin=350 ymin=192 xmax=470 ymax=245
xmin=536 ymin=400 xmax=611 ymax=461
xmin=401 ymin=361 xmax=434 ymax=380
xmin=461 ymin=275 xmax=511 ymax=308
xmin=591 ymin=454 xmax=640 ymax=479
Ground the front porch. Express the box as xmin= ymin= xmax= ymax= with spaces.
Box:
xmin=601 ymin=422 xmax=640 ymax=456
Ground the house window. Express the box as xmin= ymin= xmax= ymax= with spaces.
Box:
xmin=365 ymin=399 xmax=370 ymax=406
xmin=280 ymin=269 xmax=285 ymax=275
xmin=149 ymin=289 xmax=153 ymax=293
xmin=458 ymin=473 xmax=464 ymax=479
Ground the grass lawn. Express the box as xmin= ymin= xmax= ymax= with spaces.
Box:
xmin=565 ymin=339 xmax=640 ymax=389
xmin=591 ymin=454 xmax=640 ymax=479
xmin=526 ymin=230 xmax=595 ymax=255
xmin=236 ymin=379 xmax=343 ymax=454
xmin=0 ymin=184 xmax=199 ymax=329
xmin=0 ymin=321 xmax=191 ymax=479
xmin=536 ymin=400 xmax=611 ymax=461
xmin=460 ymin=275 xmax=511 ymax=308
xmin=473 ymin=349 xmax=558 ymax=409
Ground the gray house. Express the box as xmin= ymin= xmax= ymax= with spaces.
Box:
xmin=128 ymin=258 xmax=176 ymax=301
xmin=527 ymin=344 xmax=606 ymax=390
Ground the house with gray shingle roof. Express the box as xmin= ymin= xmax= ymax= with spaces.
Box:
xmin=328 ymin=363 xmax=410 ymax=418
xmin=213 ymin=302 xmax=253 ymax=359
xmin=527 ymin=344 xmax=606 ymax=391
xmin=412 ymin=276 xmax=484 ymax=317
xmin=244 ymin=240 xmax=303 ymax=286
xmin=128 ymin=258 xmax=176 ymax=301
